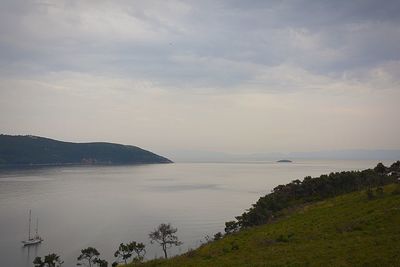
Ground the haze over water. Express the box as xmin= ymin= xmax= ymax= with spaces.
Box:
xmin=0 ymin=160 xmax=391 ymax=267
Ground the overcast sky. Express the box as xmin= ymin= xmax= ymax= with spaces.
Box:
xmin=0 ymin=0 xmax=399 ymax=155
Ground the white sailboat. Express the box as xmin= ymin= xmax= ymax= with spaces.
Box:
xmin=22 ymin=210 xmax=43 ymax=246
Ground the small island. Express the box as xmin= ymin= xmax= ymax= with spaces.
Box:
xmin=277 ymin=159 xmax=292 ymax=163
xmin=0 ymin=135 xmax=172 ymax=167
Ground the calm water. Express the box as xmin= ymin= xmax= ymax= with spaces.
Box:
xmin=0 ymin=160 xmax=391 ymax=266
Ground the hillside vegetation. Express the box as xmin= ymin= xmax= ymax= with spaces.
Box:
xmin=120 ymin=161 xmax=400 ymax=267
xmin=232 ymin=161 xmax=399 ymax=229
xmin=129 ymin=183 xmax=400 ymax=267
xmin=0 ymin=135 xmax=172 ymax=166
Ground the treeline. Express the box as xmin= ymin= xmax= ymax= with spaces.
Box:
xmin=225 ymin=161 xmax=400 ymax=232
xmin=32 ymin=223 xmax=181 ymax=267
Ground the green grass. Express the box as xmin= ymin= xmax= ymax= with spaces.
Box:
xmin=124 ymin=184 xmax=400 ymax=267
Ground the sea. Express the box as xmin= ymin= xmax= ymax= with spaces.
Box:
xmin=0 ymin=160 xmax=394 ymax=266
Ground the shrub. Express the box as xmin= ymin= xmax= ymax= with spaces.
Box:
xmin=366 ymin=188 xmax=374 ymax=200
xmin=224 ymin=221 xmax=239 ymax=234
xmin=231 ymin=241 xmax=239 ymax=250
xmin=376 ymin=186 xmax=384 ymax=197
xmin=214 ymin=232 xmax=223 ymax=241
xmin=229 ymin=162 xmax=398 ymax=229
xmin=276 ymin=234 xmax=290 ymax=243
xmin=392 ymin=185 xmax=400 ymax=195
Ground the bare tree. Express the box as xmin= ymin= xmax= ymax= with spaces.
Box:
xmin=149 ymin=223 xmax=182 ymax=259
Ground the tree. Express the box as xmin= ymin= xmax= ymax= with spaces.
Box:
xmin=93 ymin=259 xmax=108 ymax=267
xmin=374 ymin=162 xmax=387 ymax=174
xmin=113 ymin=241 xmax=145 ymax=265
xmin=230 ymin=163 xmax=398 ymax=229
xmin=214 ymin=232 xmax=223 ymax=241
xmin=149 ymin=223 xmax=182 ymax=259
xmin=389 ymin=161 xmax=400 ymax=172
xmin=77 ymin=247 xmax=101 ymax=267
xmin=130 ymin=241 xmax=146 ymax=263
xmin=224 ymin=221 xmax=239 ymax=234
xmin=33 ymin=253 xmax=64 ymax=267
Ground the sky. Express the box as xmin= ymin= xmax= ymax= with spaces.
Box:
xmin=0 ymin=0 xmax=399 ymax=156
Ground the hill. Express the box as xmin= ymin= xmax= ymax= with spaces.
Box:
xmin=0 ymin=135 xmax=172 ymax=166
xmin=129 ymin=183 xmax=400 ymax=267
xmin=120 ymin=161 xmax=400 ymax=267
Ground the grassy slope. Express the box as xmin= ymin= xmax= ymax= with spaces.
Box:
xmin=128 ymin=184 xmax=400 ymax=267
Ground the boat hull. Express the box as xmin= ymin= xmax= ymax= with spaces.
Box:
xmin=22 ymin=238 xmax=43 ymax=246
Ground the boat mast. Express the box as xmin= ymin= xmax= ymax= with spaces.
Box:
xmin=35 ymin=217 xmax=38 ymax=237
xmin=28 ymin=210 xmax=31 ymax=240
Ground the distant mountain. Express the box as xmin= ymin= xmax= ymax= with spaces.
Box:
xmin=0 ymin=135 xmax=172 ymax=166
xmin=163 ymin=149 xmax=400 ymax=162
xmin=293 ymin=150 xmax=400 ymax=160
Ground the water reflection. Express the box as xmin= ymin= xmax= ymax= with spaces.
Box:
xmin=21 ymin=243 xmax=41 ymax=266
xmin=145 ymin=183 xmax=221 ymax=192
xmin=0 ymin=160 xmax=387 ymax=267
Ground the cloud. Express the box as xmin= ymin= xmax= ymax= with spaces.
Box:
xmin=0 ymin=0 xmax=399 ymax=153
xmin=1 ymin=0 xmax=400 ymax=85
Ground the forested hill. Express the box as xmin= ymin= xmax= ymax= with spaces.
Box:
xmin=0 ymin=135 xmax=172 ymax=166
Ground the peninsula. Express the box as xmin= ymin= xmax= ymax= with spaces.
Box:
xmin=0 ymin=135 xmax=172 ymax=166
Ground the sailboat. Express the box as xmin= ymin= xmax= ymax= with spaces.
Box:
xmin=22 ymin=210 xmax=43 ymax=246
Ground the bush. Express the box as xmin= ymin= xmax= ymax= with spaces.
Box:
xmin=214 ymin=232 xmax=223 ymax=241
xmin=366 ymin=188 xmax=374 ymax=200
xmin=229 ymin=162 xmax=398 ymax=229
xmin=185 ymin=248 xmax=196 ymax=258
xmin=276 ymin=234 xmax=289 ymax=243
xmin=224 ymin=221 xmax=239 ymax=234
xmin=376 ymin=186 xmax=384 ymax=197
xmin=230 ymin=241 xmax=239 ymax=250
xmin=392 ymin=185 xmax=400 ymax=195
xmin=374 ymin=163 xmax=387 ymax=174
